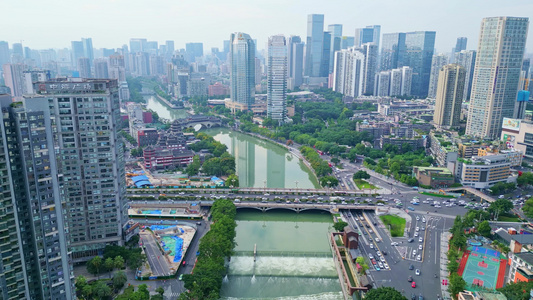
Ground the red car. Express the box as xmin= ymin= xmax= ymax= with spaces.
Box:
xmin=411 ymin=282 xmax=416 ymax=288
xmin=371 ymin=259 xmax=377 ymax=265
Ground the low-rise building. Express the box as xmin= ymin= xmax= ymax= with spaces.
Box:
xmin=135 ymin=127 xmax=159 ymax=147
xmin=458 ymin=291 xmax=507 ymax=300
xmin=429 ymin=132 xmax=458 ymax=167
xmin=500 ymin=118 xmax=533 ymax=159
xmin=143 ymin=147 xmax=194 ymax=169
xmin=379 ymin=135 xmax=425 ymax=151
xmin=225 ymin=99 xmax=267 ymax=114
xmin=508 ymin=252 xmax=533 ymax=283
xmin=455 ymin=155 xmax=511 ymax=189
xmin=412 ymin=166 xmax=455 ymax=188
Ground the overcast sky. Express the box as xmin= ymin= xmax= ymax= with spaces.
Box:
xmin=2 ymin=0 xmax=532 ymax=54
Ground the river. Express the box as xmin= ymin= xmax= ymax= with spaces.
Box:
xmin=143 ymin=95 xmax=319 ymax=189
xmin=220 ymin=210 xmax=343 ymax=300
xmin=203 ymin=128 xmax=320 ymax=189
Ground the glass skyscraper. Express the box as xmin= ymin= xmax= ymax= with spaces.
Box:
xmin=403 ymin=31 xmax=436 ymax=97
xmin=230 ymin=32 xmax=256 ymax=109
xmin=355 ymin=25 xmax=381 ymax=49
xmin=466 ymin=17 xmax=529 ymax=139
xmin=380 ymin=33 xmax=406 ymax=71
xmin=305 ymin=14 xmax=324 ymax=77
xmin=328 ymin=24 xmax=343 ymax=73
xmin=267 ymin=35 xmax=288 ymax=123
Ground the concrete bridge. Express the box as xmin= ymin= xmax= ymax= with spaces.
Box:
xmin=129 ymin=200 xmax=378 ymax=213
xmin=172 ymin=115 xmax=222 ymax=130
xmin=442 ymin=187 xmax=496 ymax=202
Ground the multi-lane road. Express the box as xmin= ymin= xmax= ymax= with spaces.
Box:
xmin=344 ymin=209 xmax=451 ymax=300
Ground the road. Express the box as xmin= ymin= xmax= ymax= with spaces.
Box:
xmin=140 ymin=231 xmax=171 ymax=277
xmin=345 ymin=210 xmax=451 ymax=299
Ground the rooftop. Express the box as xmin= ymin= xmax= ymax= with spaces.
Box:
xmin=495 ymin=228 xmax=533 ymax=245
xmin=515 ymin=252 xmax=533 ymax=266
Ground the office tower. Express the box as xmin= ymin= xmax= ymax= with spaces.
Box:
xmin=455 ymin=50 xmax=476 ymax=101
xmin=71 ymin=41 xmax=84 ymax=68
xmin=287 ymin=36 xmax=304 ymax=88
xmin=466 ymin=17 xmax=529 ymax=139
xmin=230 ymin=32 xmax=256 ymax=109
xmin=2 ymin=63 xmax=26 ymax=98
xmin=401 ymin=66 xmax=413 ymax=96
xmin=166 ymin=40 xmax=175 ymax=54
xmin=320 ymin=31 xmax=331 ymax=76
xmin=0 ymin=41 xmax=9 ymax=66
xmin=428 ymin=54 xmax=449 ymax=98
xmin=380 ymin=33 xmax=406 ymax=71
xmin=94 ymin=58 xmax=109 ymax=78
xmin=328 ymin=24 xmax=343 ymax=73
xmin=81 ymin=38 xmax=94 ymax=63
xmin=341 ymin=36 xmax=355 ymax=49
xmin=0 ymin=94 xmax=75 ymax=299
xmin=149 ymin=55 xmax=165 ymax=75
xmin=23 ymin=46 xmax=31 ymax=59
xmin=355 ymin=25 xmax=381 ymax=48
xmin=223 ymin=40 xmax=230 ymax=58
xmin=185 ymin=43 xmax=204 ymax=63
xmin=361 ymin=43 xmax=379 ymax=95
xmin=515 ymin=90 xmax=530 ymax=119
xmin=305 ymin=14 xmax=325 ymax=77
xmin=267 ymin=35 xmax=288 ymax=123
xmin=129 ymin=38 xmax=147 ymax=53
xmin=135 ymin=52 xmax=150 ymax=76
xmin=145 ymin=41 xmax=158 ymax=54
xmin=455 ymin=37 xmax=468 ymax=52
xmin=375 ymin=71 xmax=391 ymax=96
xmin=11 ymin=43 xmax=24 ymax=63
xmin=433 ymin=64 xmax=466 ymax=128
xmin=403 ymin=31 xmax=436 ymax=97
xmin=333 ymin=47 xmax=365 ymax=97
xmin=78 ymin=57 xmax=92 ymax=78
xmin=23 ymin=70 xmax=50 ymax=94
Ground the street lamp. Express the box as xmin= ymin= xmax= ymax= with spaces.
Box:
xmin=295 ymin=180 xmax=299 ymax=190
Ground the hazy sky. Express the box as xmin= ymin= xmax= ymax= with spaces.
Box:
xmin=2 ymin=0 xmax=533 ymax=53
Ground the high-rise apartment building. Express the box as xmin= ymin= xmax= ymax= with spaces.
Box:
xmin=403 ymin=31 xmax=436 ymax=97
xmin=321 ymin=31 xmax=331 ymax=76
xmin=305 ymin=14 xmax=325 ymax=77
xmin=433 ymin=64 xmax=466 ymax=128
xmin=466 ymin=17 xmax=529 ymax=139
xmin=355 ymin=25 xmax=381 ymax=48
xmin=78 ymin=57 xmax=92 ymax=78
xmin=82 ymin=38 xmax=94 ymax=63
xmin=375 ymin=71 xmax=391 ymax=96
xmin=30 ymin=78 xmax=128 ymax=262
xmin=0 ymin=41 xmax=9 ymax=66
xmin=109 ymin=53 xmax=126 ymax=82
xmin=455 ymin=50 xmax=476 ymax=101
xmin=0 ymin=94 xmax=75 ymax=299
xmin=328 ymin=24 xmax=343 ymax=73
xmin=380 ymin=33 xmax=406 ymax=71
xmin=401 ymin=66 xmax=413 ymax=96
xmin=287 ymin=36 xmax=304 ymax=89
xmin=71 ymin=41 xmax=84 ymax=69
xmin=374 ymin=67 xmax=413 ymax=97
xmin=333 ymin=47 xmax=365 ymax=97
xmin=230 ymin=32 xmax=256 ymax=110
xmin=129 ymin=38 xmax=147 ymax=53
xmin=428 ymin=54 xmax=449 ymax=98
xmin=267 ymin=35 xmax=288 ymax=123
xmin=361 ymin=43 xmax=379 ymax=95
xmin=2 ymin=63 xmax=26 ymax=98
xmin=94 ymin=58 xmax=109 ymax=78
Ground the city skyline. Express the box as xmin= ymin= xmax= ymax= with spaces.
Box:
xmin=2 ymin=0 xmax=533 ymax=53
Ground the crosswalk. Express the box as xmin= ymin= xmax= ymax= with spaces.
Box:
xmin=164 ymin=292 xmax=181 ymax=299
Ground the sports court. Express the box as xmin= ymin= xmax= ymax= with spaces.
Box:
xmin=458 ymin=246 xmax=506 ymax=290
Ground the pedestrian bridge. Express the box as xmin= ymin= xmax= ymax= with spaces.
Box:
xmin=442 ymin=187 xmax=496 ymax=202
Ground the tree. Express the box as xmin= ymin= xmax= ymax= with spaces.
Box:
xmin=353 ymin=170 xmax=370 ymax=180
xmin=87 ymin=256 xmax=103 ymax=278
xmin=93 ymin=281 xmax=112 ymax=299
xmin=488 ymin=198 xmax=513 ymax=215
xmin=185 ymin=155 xmax=201 ymax=176
xmin=105 ymin=257 xmax=115 ymax=278
xmin=113 ymin=270 xmax=128 ymax=289
xmin=523 ymin=197 xmax=533 ymax=218
xmin=364 ymin=287 xmax=407 ymax=300
xmin=447 ymin=259 xmax=459 ymax=273
xmin=333 ymin=221 xmax=348 ymax=232
xmin=320 ymin=175 xmax=339 ymax=187
xmin=128 ymin=252 xmax=146 ymax=270
xmin=114 ymin=255 xmax=125 ymax=270
xmin=497 ymin=280 xmax=533 ymax=300
xmin=75 ymin=276 xmax=88 ymax=299
xmin=517 ymin=172 xmax=533 ymax=187
xmin=155 ymin=287 xmax=164 ymax=296
xmin=225 ymin=174 xmax=239 ymax=187
xmin=477 ymin=220 xmax=492 ymax=237
xmin=448 ymin=273 xmax=467 ymax=297
xmin=81 ymin=285 xmax=93 ymax=300
xmin=355 ymin=256 xmax=369 ymax=273
xmin=390 ymin=161 xmax=401 ymax=173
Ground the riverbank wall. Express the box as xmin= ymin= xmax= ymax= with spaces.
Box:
xmin=155 ymin=93 xmax=183 ymax=110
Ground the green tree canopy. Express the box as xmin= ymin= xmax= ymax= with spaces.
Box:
xmin=333 ymin=221 xmax=348 ymax=231
xmin=523 ymin=197 xmax=533 ymax=218
xmin=477 ymin=220 xmax=492 ymax=237
xmin=364 ymin=287 xmax=407 ymax=300
xmin=488 ymin=198 xmax=513 ymax=215
xmin=517 ymin=172 xmax=533 ymax=187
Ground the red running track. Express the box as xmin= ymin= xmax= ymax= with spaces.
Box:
xmin=496 ymin=259 xmax=507 ymax=289
xmin=457 ymin=250 xmax=470 ymax=276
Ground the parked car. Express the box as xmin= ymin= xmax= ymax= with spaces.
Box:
xmin=408 ymin=276 xmax=413 ymax=282
xmin=411 ymin=281 xmax=416 ymax=288
xmin=415 ymin=269 xmax=420 ymax=275
xmin=409 ymin=264 xmax=414 ymax=270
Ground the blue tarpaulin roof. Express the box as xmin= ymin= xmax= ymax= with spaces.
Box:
xmin=132 ymin=175 xmax=152 ymax=187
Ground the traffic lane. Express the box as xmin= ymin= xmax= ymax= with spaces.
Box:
xmin=141 ymin=232 xmax=170 ymax=276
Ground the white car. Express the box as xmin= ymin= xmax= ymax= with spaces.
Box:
xmin=415 ymin=269 xmax=421 ymax=275
xmin=419 ymin=244 xmax=423 ymax=250
xmin=383 ymin=262 xmax=389 ymax=269
xmin=416 ymin=227 xmax=420 ymax=232
xmin=378 ymin=262 xmax=384 ymax=269
xmin=419 ymin=237 xmax=423 ymax=242
xmin=416 ymin=216 xmax=420 ymax=221
xmin=412 ymin=249 xmax=417 ymax=255
xmin=391 ymin=242 xmax=399 ymax=246
xmin=417 ymin=254 xmax=421 ymax=261
xmin=422 ymin=217 xmax=426 ymax=223
xmin=380 ymin=256 xmax=386 ymax=262
xmin=414 ymin=232 xmax=419 ymax=237
xmin=369 ymin=254 xmax=374 ymax=259
xmin=369 ymin=244 xmax=374 ymax=249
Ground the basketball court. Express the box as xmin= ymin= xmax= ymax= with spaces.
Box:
xmin=460 ymin=246 xmax=503 ymax=290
